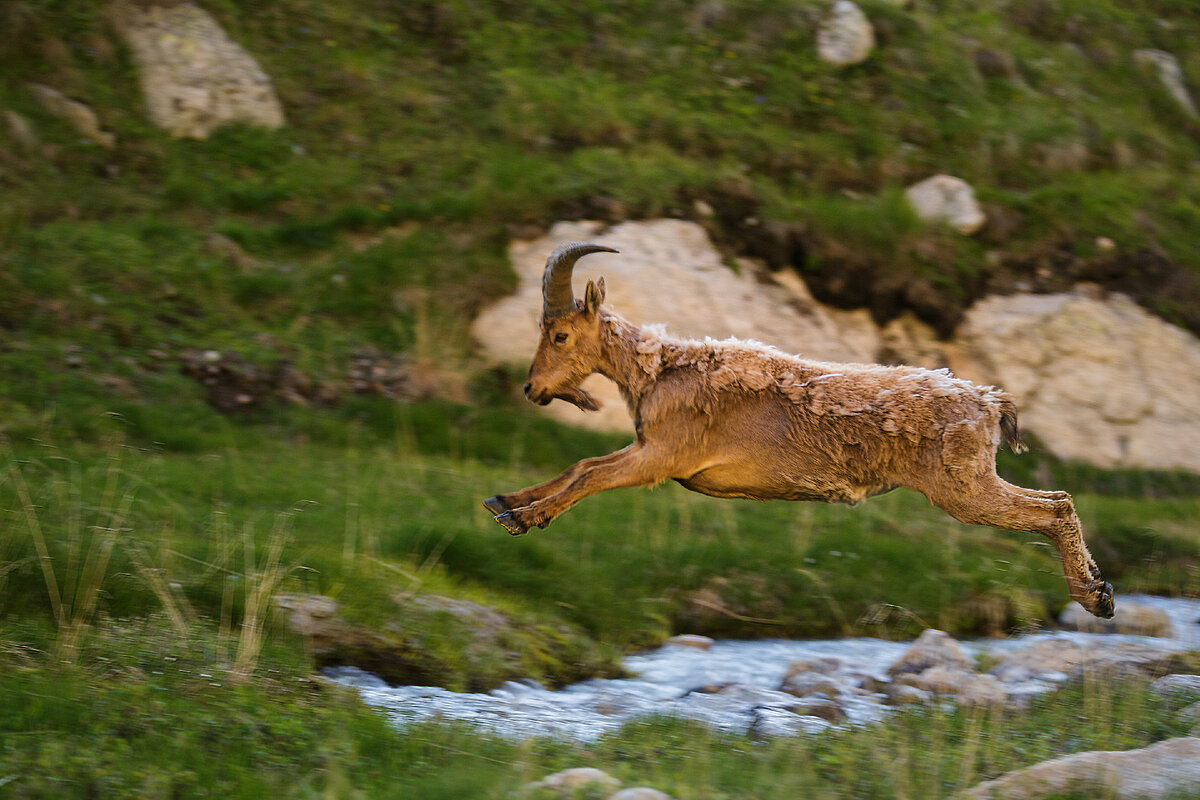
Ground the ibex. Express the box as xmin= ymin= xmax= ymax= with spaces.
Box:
xmin=484 ymin=242 xmax=1115 ymax=619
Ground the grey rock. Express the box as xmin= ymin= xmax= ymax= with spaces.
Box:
xmin=780 ymin=670 xmax=843 ymax=698
xmin=109 ymin=0 xmax=285 ymax=139
xmin=897 ymin=666 xmax=1006 ymax=708
xmin=750 ymin=707 xmax=832 ymax=737
xmin=990 ymin=663 xmax=1036 ymax=684
xmin=905 ymin=175 xmax=986 ymax=234
xmin=1149 ymin=674 xmax=1200 ymax=701
xmin=666 ymin=634 xmax=714 ymax=650
xmin=27 ymin=83 xmax=115 ymax=148
xmin=788 ymin=696 xmax=847 ymax=723
xmin=527 ymin=767 xmax=621 ymax=794
xmin=1134 ymin=49 xmax=1198 ymax=118
xmin=817 ymin=1 xmax=875 ymax=67
xmin=887 ymin=629 xmax=974 ymax=676
xmin=991 ymin=638 xmax=1180 ymax=683
xmin=885 ymin=683 xmax=932 ymax=706
xmin=1059 ymin=600 xmax=1172 ymax=637
xmin=962 ymin=736 xmax=1200 ymax=800
xmin=273 ymin=594 xmax=340 ymax=638
xmin=608 ymin=788 xmax=674 ymax=800
xmin=205 ymin=232 xmax=263 ymax=273
xmin=3 ymin=109 xmax=38 ymax=148
xmin=783 ymin=656 xmax=845 ymax=675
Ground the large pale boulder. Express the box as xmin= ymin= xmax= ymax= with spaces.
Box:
xmin=905 ymin=175 xmax=986 ymax=234
xmin=962 ymin=736 xmax=1200 ymax=800
xmin=108 ymin=1 xmax=285 ymax=139
xmin=471 ymin=220 xmax=878 ymax=432
xmin=817 ymin=1 xmax=875 ymax=67
xmin=950 ymin=288 xmax=1200 ymax=472
xmin=879 ymin=312 xmax=951 ymax=368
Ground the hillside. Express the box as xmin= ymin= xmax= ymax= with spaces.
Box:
xmin=3 ymin=0 xmax=1200 ymax=451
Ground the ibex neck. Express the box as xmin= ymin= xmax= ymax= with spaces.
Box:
xmin=596 ymin=311 xmax=664 ymax=409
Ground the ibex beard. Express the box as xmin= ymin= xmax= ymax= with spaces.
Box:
xmin=484 ymin=242 xmax=1115 ymax=619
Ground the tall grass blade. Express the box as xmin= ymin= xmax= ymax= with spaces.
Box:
xmin=231 ymin=510 xmax=298 ymax=681
xmin=3 ymin=441 xmax=65 ymax=630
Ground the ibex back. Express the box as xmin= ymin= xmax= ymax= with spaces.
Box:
xmin=484 ymin=242 xmax=1115 ymax=619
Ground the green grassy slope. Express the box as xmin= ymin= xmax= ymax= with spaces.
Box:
xmin=3 ymin=1 xmax=1200 ymax=449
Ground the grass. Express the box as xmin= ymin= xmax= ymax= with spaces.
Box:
xmin=0 ymin=392 xmax=1195 ymax=800
xmin=1 ymin=375 xmax=1194 ymax=794
xmin=1 ymin=617 xmax=1195 ymax=799
xmin=1 ymin=419 xmax=1197 ymax=669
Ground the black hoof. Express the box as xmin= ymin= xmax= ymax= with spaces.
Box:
xmin=482 ymin=495 xmax=510 ymax=515
xmin=494 ymin=510 xmax=528 ymax=536
xmin=1086 ymin=580 xmax=1115 ymax=619
xmin=1099 ymin=582 xmax=1113 ymax=618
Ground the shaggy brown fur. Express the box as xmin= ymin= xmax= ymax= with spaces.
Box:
xmin=485 ymin=243 xmax=1115 ymax=619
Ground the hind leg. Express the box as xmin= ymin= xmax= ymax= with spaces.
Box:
xmin=927 ymin=476 xmax=1114 ymax=619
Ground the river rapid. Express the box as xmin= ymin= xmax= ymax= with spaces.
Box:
xmin=325 ymin=594 xmax=1200 ymax=742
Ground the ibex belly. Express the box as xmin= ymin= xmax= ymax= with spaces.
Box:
xmin=666 ymin=390 xmax=894 ymax=505
xmin=676 ymin=464 xmax=893 ymax=505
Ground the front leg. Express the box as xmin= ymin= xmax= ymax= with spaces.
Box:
xmin=484 ymin=445 xmax=638 ymax=527
xmin=492 ymin=443 xmax=676 ymax=535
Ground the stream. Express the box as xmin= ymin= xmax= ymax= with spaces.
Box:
xmin=325 ymin=594 xmax=1200 ymax=741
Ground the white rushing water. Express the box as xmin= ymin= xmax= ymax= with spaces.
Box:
xmin=325 ymin=594 xmax=1200 ymax=742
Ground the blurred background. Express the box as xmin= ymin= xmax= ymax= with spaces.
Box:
xmin=1 ymin=1 xmax=1199 ymax=797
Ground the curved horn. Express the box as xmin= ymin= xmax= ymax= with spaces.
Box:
xmin=542 ymin=241 xmax=619 ymax=319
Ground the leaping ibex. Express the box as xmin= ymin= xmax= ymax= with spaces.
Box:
xmin=484 ymin=242 xmax=1115 ymax=619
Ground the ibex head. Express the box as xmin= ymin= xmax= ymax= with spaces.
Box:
xmin=523 ymin=241 xmax=619 ymax=411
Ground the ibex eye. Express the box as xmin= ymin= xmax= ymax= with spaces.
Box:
xmin=554 ymin=332 xmax=569 ymax=344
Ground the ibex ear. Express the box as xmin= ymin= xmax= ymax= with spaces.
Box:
xmin=583 ymin=279 xmax=604 ymax=317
